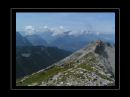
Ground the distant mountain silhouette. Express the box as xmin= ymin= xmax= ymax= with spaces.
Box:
xmin=26 ymin=34 xmax=48 ymax=46
xmin=16 ymin=32 xmax=32 ymax=46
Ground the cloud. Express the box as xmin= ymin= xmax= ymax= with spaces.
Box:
xmin=24 ymin=25 xmax=35 ymax=35
xmin=51 ymin=26 xmax=66 ymax=36
xmin=68 ymin=30 xmax=87 ymax=37
xmin=67 ymin=24 xmax=93 ymax=37
xmin=95 ymin=31 xmax=112 ymax=35
xmin=43 ymin=25 xmax=48 ymax=29
xmin=51 ymin=26 xmax=73 ymax=37
xmin=24 ymin=25 xmax=51 ymax=34
xmin=96 ymin=32 xmax=100 ymax=35
xmin=37 ymin=25 xmax=50 ymax=32
xmin=23 ymin=24 xmax=113 ymax=37
xmin=59 ymin=25 xmax=64 ymax=29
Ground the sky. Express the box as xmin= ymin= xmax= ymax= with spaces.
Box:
xmin=16 ymin=12 xmax=115 ymax=36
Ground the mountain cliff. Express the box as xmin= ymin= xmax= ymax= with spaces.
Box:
xmin=16 ymin=40 xmax=115 ymax=86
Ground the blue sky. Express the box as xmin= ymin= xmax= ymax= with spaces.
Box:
xmin=16 ymin=12 xmax=115 ymax=35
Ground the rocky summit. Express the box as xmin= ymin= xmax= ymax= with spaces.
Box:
xmin=16 ymin=40 xmax=115 ymax=86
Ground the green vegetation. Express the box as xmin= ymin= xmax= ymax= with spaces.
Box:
xmin=78 ymin=64 xmax=94 ymax=72
xmin=16 ymin=77 xmax=23 ymax=82
xmin=16 ymin=63 xmax=75 ymax=86
xmin=16 ymin=78 xmax=25 ymax=86
xmin=63 ymin=62 xmax=75 ymax=69
xmin=17 ymin=65 xmax=60 ymax=86
xmin=84 ymin=52 xmax=98 ymax=65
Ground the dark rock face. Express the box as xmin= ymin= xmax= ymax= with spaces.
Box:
xmin=94 ymin=40 xmax=108 ymax=58
xmin=95 ymin=40 xmax=105 ymax=52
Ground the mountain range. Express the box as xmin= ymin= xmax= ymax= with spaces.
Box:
xmin=17 ymin=31 xmax=115 ymax=52
xmin=16 ymin=40 xmax=115 ymax=86
xmin=25 ymin=34 xmax=48 ymax=46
